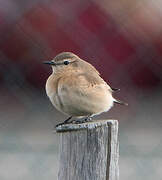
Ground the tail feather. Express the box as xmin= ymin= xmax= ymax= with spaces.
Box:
xmin=112 ymin=87 xmax=120 ymax=92
xmin=113 ymin=98 xmax=128 ymax=106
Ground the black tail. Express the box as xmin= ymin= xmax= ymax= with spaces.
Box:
xmin=112 ymin=87 xmax=120 ymax=92
xmin=114 ymin=98 xmax=128 ymax=106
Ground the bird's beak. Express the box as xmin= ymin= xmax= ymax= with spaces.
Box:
xmin=43 ymin=61 xmax=56 ymax=66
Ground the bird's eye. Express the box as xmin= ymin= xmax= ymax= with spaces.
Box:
xmin=64 ymin=60 xmax=70 ymax=65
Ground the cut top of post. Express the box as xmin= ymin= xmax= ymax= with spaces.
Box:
xmin=55 ymin=119 xmax=118 ymax=133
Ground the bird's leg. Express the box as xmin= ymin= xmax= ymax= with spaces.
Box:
xmin=63 ymin=116 xmax=73 ymax=124
xmin=74 ymin=115 xmax=93 ymax=124
xmin=55 ymin=116 xmax=73 ymax=127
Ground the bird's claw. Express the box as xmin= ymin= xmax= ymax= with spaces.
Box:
xmin=73 ymin=116 xmax=93 ymax=124
xmin=55 ymin=116 xmax=93 ymax=127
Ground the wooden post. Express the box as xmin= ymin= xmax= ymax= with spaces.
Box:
xmin=56 ymin=120 xmax=119 ymax=180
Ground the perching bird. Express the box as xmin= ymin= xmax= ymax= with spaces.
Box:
xmin=44 ymin=52 xmax=127 ymax=126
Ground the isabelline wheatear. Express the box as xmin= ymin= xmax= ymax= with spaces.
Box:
xmin=44 ymin=52 xmax=127 ymax=126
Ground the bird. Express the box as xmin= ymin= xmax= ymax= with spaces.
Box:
xmin=43 ymin=52 xmax=127 ymax=126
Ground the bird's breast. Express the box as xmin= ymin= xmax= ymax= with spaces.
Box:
xmin=45 ymin=74 xmax=64 ymax=113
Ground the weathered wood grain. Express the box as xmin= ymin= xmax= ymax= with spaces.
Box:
xmin=56 ymin=120 xmax=119 ymax=180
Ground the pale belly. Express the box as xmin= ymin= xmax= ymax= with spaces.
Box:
xmin=47 ymin=88 xmax=114 ymax=117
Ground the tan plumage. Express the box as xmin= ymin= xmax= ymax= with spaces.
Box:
xmin=44 ymin=52 xmax=127 ymax=125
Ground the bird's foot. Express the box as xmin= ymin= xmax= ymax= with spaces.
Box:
xmin=55 ymin=116 xmax=72 ymax=127
xmin=73 ymin=116 xmax=93 ymax=124
xmin=55 ymin=116 xmax=93 ymax=127
xmin=84 ymin=116 xmax=93 ymax=122
xmin=55 ymin=122 xmax=68 ymax=127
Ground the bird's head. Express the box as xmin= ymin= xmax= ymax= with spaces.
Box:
xmin=43 ymin=52 xmax=80 ymax=73
xmin=43 ymin=52 xmax=100 ymax=75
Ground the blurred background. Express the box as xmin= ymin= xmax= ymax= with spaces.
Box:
xmin=0 ymin=0 xmax=162 ymax=179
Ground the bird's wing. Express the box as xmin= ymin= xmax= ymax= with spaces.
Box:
xmin=60 ymin=71 xmax=111 ymax=91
